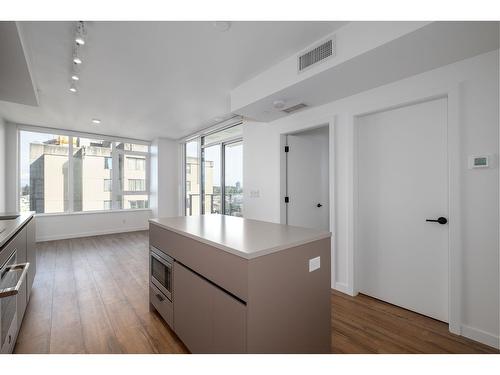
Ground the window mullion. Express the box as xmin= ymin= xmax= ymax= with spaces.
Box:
xmin=112 ymin=142 xmax=120 ymax=209
xmin=68 ymin=136 xmax=74 ymax=213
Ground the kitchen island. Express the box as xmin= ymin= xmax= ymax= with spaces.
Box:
xmin=149 ymin=214 xmax=331 ymax=354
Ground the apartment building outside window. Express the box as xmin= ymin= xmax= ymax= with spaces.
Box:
xmin=19 ymin=129 xmax=150 ymax=214
xmin=184 ymin=123 xmax=243 ymax=217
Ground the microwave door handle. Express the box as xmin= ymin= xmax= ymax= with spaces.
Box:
xmin=0 ymin=262 xmax=30 ymax=299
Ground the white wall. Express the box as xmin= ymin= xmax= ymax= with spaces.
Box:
xmin=0 ymin=117 xmax=6 ymax=212
xmin=35 ymin=210 xmax=152 ymax=242
xmin=243 ymin=50 xmax=499 ymax=347
xmin=150 ymin=137 xmax=181 ymax=218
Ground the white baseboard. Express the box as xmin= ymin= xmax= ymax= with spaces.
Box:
xmin=333 ymin=282 xmax=355 ymax=296
xmin=36 ymin=226 xmax=149 ymax=242
xmin=460 ymin=324 xmax=500 ymax=349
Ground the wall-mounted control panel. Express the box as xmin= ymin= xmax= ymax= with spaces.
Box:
xmin=468 ymin=155 xmax=494 ymax=169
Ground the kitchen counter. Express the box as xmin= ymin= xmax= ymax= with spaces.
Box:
xmin=149 ymin=214 xmax=332 ymax=353
xmin=0 ymin=212 xmax=35 ymax=249
xmin=149 ymin=214 xmax=331 ymax=259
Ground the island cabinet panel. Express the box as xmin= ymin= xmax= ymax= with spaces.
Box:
xmin=246 ymin=238 xmax=331 ymax=353
xmin=173 ymin=262 xmax=247 ymax=353
xmin=150 ymin=223 xmax=248 ymax=301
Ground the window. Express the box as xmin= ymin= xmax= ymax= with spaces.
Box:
xmin=104 ymin=179 xmax=112 ymax=192
xmin=118 ymin=152 xmax=149 ymax=209
xmin=128 ymin=179 xmax=145 ymax=191
xmin=19 ymin=129 xmax=150 ymax=214
xmin=19 ymin=131 xmax=69 ymax=213
xmin=183 ymin=124 xmax=243 ymax=217
xmin=72 ymin=138 xmax=113 ymax=211
xmin=224 ymin=141 xmax=243 ymax=217
xmin=128 ymin=200 xmax=147 ymax=209
xmin=127 ymin=157 xmax=145 ymax=171
xmin=185 ymin=140 xmax=200 ymax=216
xmin=203 ymin=144 xmax=221 ymax=214
xmin=104 ymin=157 xmax=112 ymax=169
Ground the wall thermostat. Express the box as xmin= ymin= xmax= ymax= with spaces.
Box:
xmin=468 ymin=155 xmax=489 ymax=169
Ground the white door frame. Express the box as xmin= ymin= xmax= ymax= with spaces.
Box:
xmin=279 ymin=118 xmax=336 ymax=283
xmin=350 ymin=86 xmax=462 ymax=334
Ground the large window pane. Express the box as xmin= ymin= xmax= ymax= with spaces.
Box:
xmin=203 ymin=144 xmax=221 ymax=214
xmin=119 ymin=152 xmax=148 ymax=208
xmin=224 ymin=141 xmax=243 ymax=217
xmin=73 ymin=138 xmax=113 ymax=211
xmin=19 ymin=131 xmax=69 ymax=213
xmin=185 ymin=140 xmax=200 ymax=215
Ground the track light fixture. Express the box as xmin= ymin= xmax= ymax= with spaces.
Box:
xmin=75 ymin=21 xmax=86 ymax=45
xmin=69 ymin=21 xmax=87 ymax=94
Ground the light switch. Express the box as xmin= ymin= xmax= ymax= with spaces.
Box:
xmin=250 ymin=190 xmax=260 ymax=198
xmin=309 ymin=256 xmax=320 ymax=272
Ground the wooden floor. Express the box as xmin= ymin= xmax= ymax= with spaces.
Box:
xmin=14 ymin=231 xmax=498 ymax=354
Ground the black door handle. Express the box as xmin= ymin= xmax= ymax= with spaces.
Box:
xmin=317 ymin=203 xmax=322 ymax=208
xmin=426 ymin=217 xmax=448 ymax=225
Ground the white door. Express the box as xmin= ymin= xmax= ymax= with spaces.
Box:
xmin=286 ymin=126 xmax=329 ymax=231
xmin=357 ymin=98 xmax=448 ymax=322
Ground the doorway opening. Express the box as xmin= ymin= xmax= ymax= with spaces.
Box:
xmin=283 ymin=125 xmax=330 ymax=231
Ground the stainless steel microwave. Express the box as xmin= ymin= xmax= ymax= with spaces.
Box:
xmin=150 ymin=246 xmax=173 ymax=301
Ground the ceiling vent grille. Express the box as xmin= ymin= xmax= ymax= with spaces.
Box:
xmin=282 ymin=103 xmax=308 ymax=114
xmin=298 ymin=38 xmax=334 ymax=72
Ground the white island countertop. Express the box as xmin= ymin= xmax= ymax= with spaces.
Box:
xmin=149 ymin=214 xmax=331 ymax=259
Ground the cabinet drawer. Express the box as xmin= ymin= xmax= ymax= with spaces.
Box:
xmin=149 ymin=283 xmax=173 ymax=329
xmin=173 ymin=262 xmax=246 ymax=353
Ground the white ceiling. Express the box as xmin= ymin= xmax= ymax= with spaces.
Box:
xmin=0 ymin=22 xmax=38 ymax=106
xmin=0 ymin=21 xmax=346 ymax=140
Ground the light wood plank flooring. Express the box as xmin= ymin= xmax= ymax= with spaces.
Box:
xmin=14 ymin=231 xmax=498 ymax=354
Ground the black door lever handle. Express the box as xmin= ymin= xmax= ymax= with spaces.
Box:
xmin=426 ymin=217 xmax=448 ymax=225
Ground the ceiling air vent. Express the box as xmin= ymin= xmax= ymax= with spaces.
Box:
xmin=282 ymin=103 xmax=308 ymax=114
xmin=298 ymin=38 xmax=335 ymax=72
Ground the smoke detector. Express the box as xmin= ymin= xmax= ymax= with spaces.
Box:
xmin=273 ymin=100 xmax=286 ymax=110
xmin=214 ymin=21 xmax=231 ymax=32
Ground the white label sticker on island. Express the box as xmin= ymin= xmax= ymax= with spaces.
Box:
xmin=309 ymin=256 xmax=321 ymax=272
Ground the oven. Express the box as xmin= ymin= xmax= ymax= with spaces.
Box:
xmin=0 ymin=250 xmax=29 ymax=354
xmin=150 ymin=246 xmax=173 ymax=301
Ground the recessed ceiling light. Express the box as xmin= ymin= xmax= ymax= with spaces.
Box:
xmin=91 ymin=119 xmax=101 ymax=124
xmin=75 ymin=36 xmax=85 ymax=46
xmin=69 ymin=87 xmax=77 ymax=93
xmin=73 ymin=57 xmax=82 ymax=64
xmin=71 ymin=75 xmax=79 ymax=81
